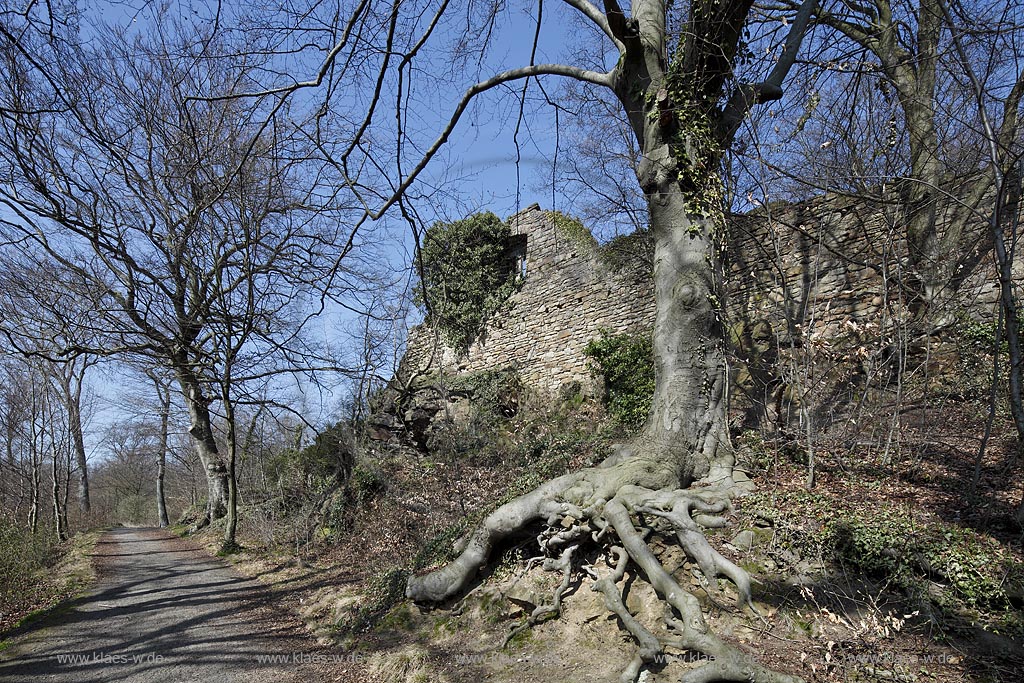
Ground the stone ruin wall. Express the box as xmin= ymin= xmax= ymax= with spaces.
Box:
xmin=729 ymin=192 xmax=1004 ymax=341
xmin=402 ymin=205 xmax=656 ymax=396
xmin=402 ymin=196 xmax=1012 ymax=397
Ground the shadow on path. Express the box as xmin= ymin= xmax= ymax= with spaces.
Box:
xmin=0 ymin=527 xmax=330 ymax=683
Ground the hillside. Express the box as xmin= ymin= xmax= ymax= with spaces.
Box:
xmin=184 ymin=350 xmax=1024 ymax=683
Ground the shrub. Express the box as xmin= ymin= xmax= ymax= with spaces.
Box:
xmin=267 ymin=422 xmax=355 ymax=498
xmin=0 ymin=519 xmax=58 ymax=609
xmin=296 ymin=422 xmax=355 ymax=485
xmin=446 ymin=367 xmax=523 ymax=418
xmin=547 ymin=210 xmax=597 ymax=250
xmin=114 ymin=494 xmax=151 ymax=525
xmin=415 ymin=212 xmax=520 ymax=349
xmin=598 ymin=229 xmax=654 ymax=272
xmin=584 ymin=330 xmax=655 ymax=429
xmin=349 ymin=460 xmax=386 ymax=503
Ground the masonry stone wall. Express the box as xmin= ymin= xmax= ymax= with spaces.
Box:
xmin=402 ymin=194 xmax=1011 ymax=397
xmin=402 ymin=205 xmax=655 ymax=395
xmin=728 ymin=192 xmax=1005 ymax=343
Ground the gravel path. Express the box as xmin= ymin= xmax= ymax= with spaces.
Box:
xmin=0 ymin=527 xmax=330 ymax=683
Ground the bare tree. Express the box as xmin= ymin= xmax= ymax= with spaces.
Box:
xmin=211 ymin=0 xmax=824 ymax=678
xmin=805 ymin=0 xmax=1024 ymax=322
xmin=147 ymin=370 xmax=173 ymax=528
xmin=0 ymin=352 xmax=71 ymax=536
xmin=0 ymin=357 xmax=31 ymax=514
xmin=0 ymin=11 xmax=357 ymax=528
xmin=935 ymin=1 xmax=1024 ymax=518
xmin=52 ymin=355 xmax=94 ymax=516
xmin=0 ymin=262 xmax=98 ymax=517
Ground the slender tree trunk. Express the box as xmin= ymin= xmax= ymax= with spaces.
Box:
xmin=221 ymin=383 xmax=239 ymax=549
xmin=56 ymin=361 xmax=92 ymax=515
xmin=51 ymin=445 xmax=66 ymax=542
xmin=29 ymin=437 xmax=39 ymax=533
xmin=155 ymin=380 xmax=171 ymax=528
xmin=156 ymin=455 xmax=169 ymax=527
xmin=938 ymin=1 xmax=1024 ymax=520
xmin=61 ymin=459 xmax=70 ymax=535
xmin=66 ymin=393 xmax=90 ymax=515
xmin=901 ymin=100 xmax=945 ymax=318
xmin=822 ymin=0 xmax=956 ymax=324
xmin=3 ymin=425 xmax=14 ymax=510
xmin=14 ymin=440 xmax=26 ymax=522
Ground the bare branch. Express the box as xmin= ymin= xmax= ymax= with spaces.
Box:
xmin=561 ymin=0 xmax=623 ymax=50
xmin=369 ymin=62 xmax=615 ymax=221
xmin=719 ymin=0 xmax=817 ymax=144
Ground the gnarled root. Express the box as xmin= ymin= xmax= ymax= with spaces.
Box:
xmin=591 ymin=546 xmax=661 ymax=683
xmin=502 ymin=544 xmax=577 ymax=647
xmin=406 ymin=456 xmax=802 ymax=683
xmin=631 ymin=488 xmax=755 ymax=608
xmin=604 ymin=496 xmax=800 ymax=683
xmin=406 ymin=473 xmax=574 ymax=602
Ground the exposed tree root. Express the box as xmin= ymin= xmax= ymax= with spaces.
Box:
xmin=406 ymin=454 xmax=803 ymax=683
xmin=501 ymin=544 xmax=577 ymax=647
xmin=591 ymin=546 xmax=660 ymax=683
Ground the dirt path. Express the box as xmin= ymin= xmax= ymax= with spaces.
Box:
xmin=0 ymin=527 xmax=332 ymax=683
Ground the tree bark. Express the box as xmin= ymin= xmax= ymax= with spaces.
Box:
xmin=28 ymin=433 xmax=39 ymax=534
xmin=175 ymin=366 xmax=229 ymax=525
xmin=154 ymin=377 xmax=171 ymax=528
xmin=56 ymin=364 xmax=91 ymax=515
xmin=67 ymin=390 xmax=90 ymax=515
xmin=221 ymin=383 xmax=239 ymax=549
xmin=51 ymin=445 xmax=66 ymax=542
xmin=641 ymin=189 xmax=733 ymax=485
xmin=606 ymin=0 xmax=738 ymax=487
xmin=901 ymin=99 xmax=945 ymax=315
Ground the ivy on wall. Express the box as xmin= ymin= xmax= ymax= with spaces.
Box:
xmin=583 ymin=330 xmax=655 ymax=429
xmin=546 ymin=210 xmax=597 ymax=250
xmin=415 ymin=212 xmax=520 ymax=350
xmin=548 ymin=209 xmax=653 ymax=274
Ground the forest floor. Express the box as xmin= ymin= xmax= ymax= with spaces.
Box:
xmin=0 ymin=527 xmax=101 ymax=636
xmin=185 ymin=397 xmax=1024 ymax=683
xmin=0 ymin=527 xmax=332 ymax=682
xmin=8 ymin=397 xmax=1018 ymax=682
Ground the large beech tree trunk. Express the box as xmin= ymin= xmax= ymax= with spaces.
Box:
xmin=613 ymin=0 xmax=736 ymax=488
xmin=643 ymin=191 xmax=732 ymax=485
xmin=406 ymin=2 xmax=815 ymax=681
xmin=175 ymin=367 xmax=228 ymax=525
xmin=51 ymin=445 xmax=66 ymax=542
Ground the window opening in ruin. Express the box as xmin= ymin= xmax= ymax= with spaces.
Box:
xmin=507 ymin=234 xmax=528 ymax=281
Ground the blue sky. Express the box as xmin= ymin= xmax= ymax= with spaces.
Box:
xmin=1 ymin=0 xmax=630 ymax=459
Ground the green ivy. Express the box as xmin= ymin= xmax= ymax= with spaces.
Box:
xmin=415 ymin=212 xmax=520 ymax=350
xmin=747 ymin=491 xmax=1024 ymax=619
xmin=546 ymin=210 xmax=597 ymax=250
xmin=584 ymin=330 xmax=655 ymax=429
